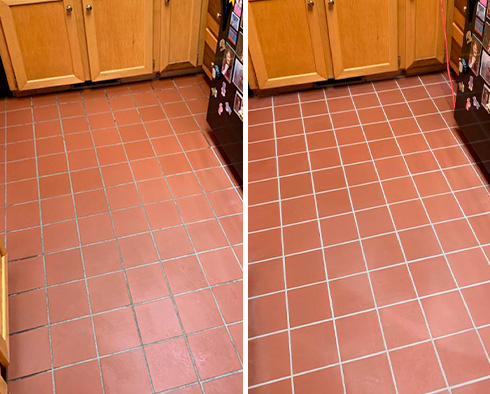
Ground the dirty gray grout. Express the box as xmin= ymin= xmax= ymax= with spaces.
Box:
xmin=145 ymin=79 xmax=244 ymax=364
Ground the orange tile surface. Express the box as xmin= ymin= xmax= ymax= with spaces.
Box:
xmin=4 ymin=74 xmax=242 ymax=393
xmin=249 ymin=72 xmax=490 ymax=393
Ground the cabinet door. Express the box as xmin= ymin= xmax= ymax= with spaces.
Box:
xmin=325 ymin=0 xmax=399 ymax=79
xmin=406 ymin=0 xmax=446 ymax=68
xmin=249 ymin=0 xmax=330 ymax=89
xmin=0 ymin=0 xmax=85 ymax=90
xmin=82 ymin=0 xmax=153 ymax=81
xmin=160 ymin=0 xmax=202 ymax=71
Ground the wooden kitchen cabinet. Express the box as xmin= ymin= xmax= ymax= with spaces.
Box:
xmin=82 ymin=0 xmax=153 ymax=81
xmin=160 ymin=0 xmax=202 ymax=71
xmin=325 ymin=0 xmax=399 ymax=79
xmin=405 ymin=0 xmax=447 ymax=68
xmin=0 ymin=0 xmax=85 ymax=90
xmin=249 ymin=0 xmax=332 ymax=89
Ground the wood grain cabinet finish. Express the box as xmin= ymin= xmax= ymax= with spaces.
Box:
xmin=0 ymin=0 xmax=85 ymax=90
xmin=82 ymin=0 xmax=153 ymax=81
xmin=160 ymin=0 xmax=201 ymax=72
xmin=406 ymin=0 xmax=446 ymax=68
xmin=249 ymin=0 xmax=331 ymax=89
xmin=325 ymin=0 xmax=399 ymax=79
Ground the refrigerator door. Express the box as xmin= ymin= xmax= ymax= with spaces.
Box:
xmin=206 ymin=0 xmax=244 ymax=186
xmin=454 ymin=0 xmax=490 ymax=179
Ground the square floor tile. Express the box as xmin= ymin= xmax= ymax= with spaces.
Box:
xmin=324 ymin=241 xmax=365 ymax=279
xmin=462 ymin=283 xmax=490 ymax=327
xmin=45 ymin=248 xmax=84 ymax=285
xmin=371 ymin=265 xmax=417 ymax=306
xmin=82 ymin=240 xmax=122 ymax=276
xmin=118 ymin=233 xmax=158 ymax=268
xmin=343 ymin=354 xmax=396 ymax=394
xmin=330 ymin=273 xmax=375 ymax=316
xmin=212 ymin=281 xmax=242 ymax=324
xmin=398 ymin=226 xmax=442 ymax=261
xmin=100 ymin=349 xmax=152 ymax=394
xmin=390 ymin=342 xmax=446 ymax=394
xmin=435 ymin=331 xmax=490 ymax=386
xmin=9 ymin=372 xmax=53 ymax=394
xmin=8 ymin=327 xmax=51 ymax=380
xmin=48 ymin=281 xmax=90 ymax=323
xmin=287 ymin=283 xmax=331 ymax=327
xmin=294 ymin=368 xmax=343 ymax=394
xmin=285 ymin=250 xmax=325 ymax=288
xmin=248 ymin=292 xmax=287 ymax=338
xmin=337 ymin=310 xmax=384 ymax=361
xmin=93 ymin=308 xmax=140 ymax=356
xmin=290 ymin=322 xmax=338 ymax=373
xmin=135 ymin=298 xmax=182 ymax=344
xmin=320 ymin=213 xmax=358 ymax=246
xmin=54 ymin=360 xmax=103 ymax=394
xmin=51 ymin=317 xmax=96 ymax=367
xmin=379 ymin=301 xmax=430 ymax=349
xmin=422 ymin=291 xmax=473 ymax=337
xmin=146 ymin=338 xmax=197 ymax=392
xmin=126 ymin=264 xmax=169 ymax=303
xmin=188 ymin=327 xmax=241 ymax=380
xmin=410 ymin=256 xmax=456 ymax=296
xmin=447 ymin=249 xmax=490 ymax=286
xmin=9 ymin=289 xmax=47 ymax=333
xmin=362 ymin=233 xmax=405 ymax=269
xmin=88 ymin=272 xmax=130 ymax=313
xmin=282 ymin=221 xmax=321 ymax=255
xmin=175 ymin=289 xmax=222 ymax=333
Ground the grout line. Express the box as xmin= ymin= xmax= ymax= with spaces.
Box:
xmin=269 ymin=95 xmax=296 ymax=393
xmin=394 ymin=76 xmax=490 ymax=369
xmin=26 ymin=97 xmax=58 ymax=392
xmin=296 ymin=90 xmax=347 ymax=392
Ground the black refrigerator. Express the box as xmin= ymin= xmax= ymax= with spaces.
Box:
xmin=455 ymin=0 xmax=490 ymax=180
xmin=206 ymin=0 xmax=243 ymax=187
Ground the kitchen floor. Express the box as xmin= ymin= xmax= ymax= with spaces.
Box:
xmin=249 ymin=72 xmax=490 ymax=394
xmin=3 ymin=74 xmax=243 ymax=394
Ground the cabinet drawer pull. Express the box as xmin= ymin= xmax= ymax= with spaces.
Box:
xmin=328 ymin=0 xmax=334 ymax=5
xmin=86 ymin=4 xmax=92 ymax=11
xmin=308 ymin=0 xmax=314 ymax=6
xmin=66 ymin=5 xmax=73 ymax=13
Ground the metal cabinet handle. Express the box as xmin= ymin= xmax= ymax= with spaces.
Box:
xmin=328 ymin=0 xmax=335 ymax=5
xmin=308 ymin=0 xmax=314 ymax=6
xmin=217 ymin=12 xmax=222 ymax=19
xmin=165 ymin=0 xmax=170 ymax=4
xmin=66 ymin=5 xmax=73 ymax=12
xmin=86 ymin=4 xmax=92 ymax=11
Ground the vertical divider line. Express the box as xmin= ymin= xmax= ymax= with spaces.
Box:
xmin=297 ymin=91 xmax=347 ymax=394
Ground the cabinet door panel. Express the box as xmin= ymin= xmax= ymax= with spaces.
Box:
xmin=82 ymin=0 xmax=153 ymax=81
xmin=160 ymin=0 xmax=202 ymax=71
xmin=325 ymin=0 xmax=398 ymax=79
xmin=0 ymin=0 xmax=84 ymax=90
xmin=406 ymin=0 xmax=446 ymax=68
xmin=249 ymin=0 xmax=330 ymax=89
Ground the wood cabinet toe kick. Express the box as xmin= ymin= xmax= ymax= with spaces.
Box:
xmin=0 ymin=0 xmax=208 ymax=93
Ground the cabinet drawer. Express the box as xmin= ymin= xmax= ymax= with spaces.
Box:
xmin=453 ymin=7 xmax=466 ymax=31
xmin=207 ymin=0 xmax=222 ymax=26
xmin=454 ymin=0 xmax=466 ymax=18
xmin=202 ymin=42 xmax=215 ymax=79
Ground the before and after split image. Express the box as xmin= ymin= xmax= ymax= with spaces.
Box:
xmin=0 ymin=0 xmax=489 ymax=393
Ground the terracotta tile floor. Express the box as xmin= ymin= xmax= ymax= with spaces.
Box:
xmin=248 ymin=72 xmax=490 ymax=394
xmin=2 ymin=74 xmax=243 ymax=394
